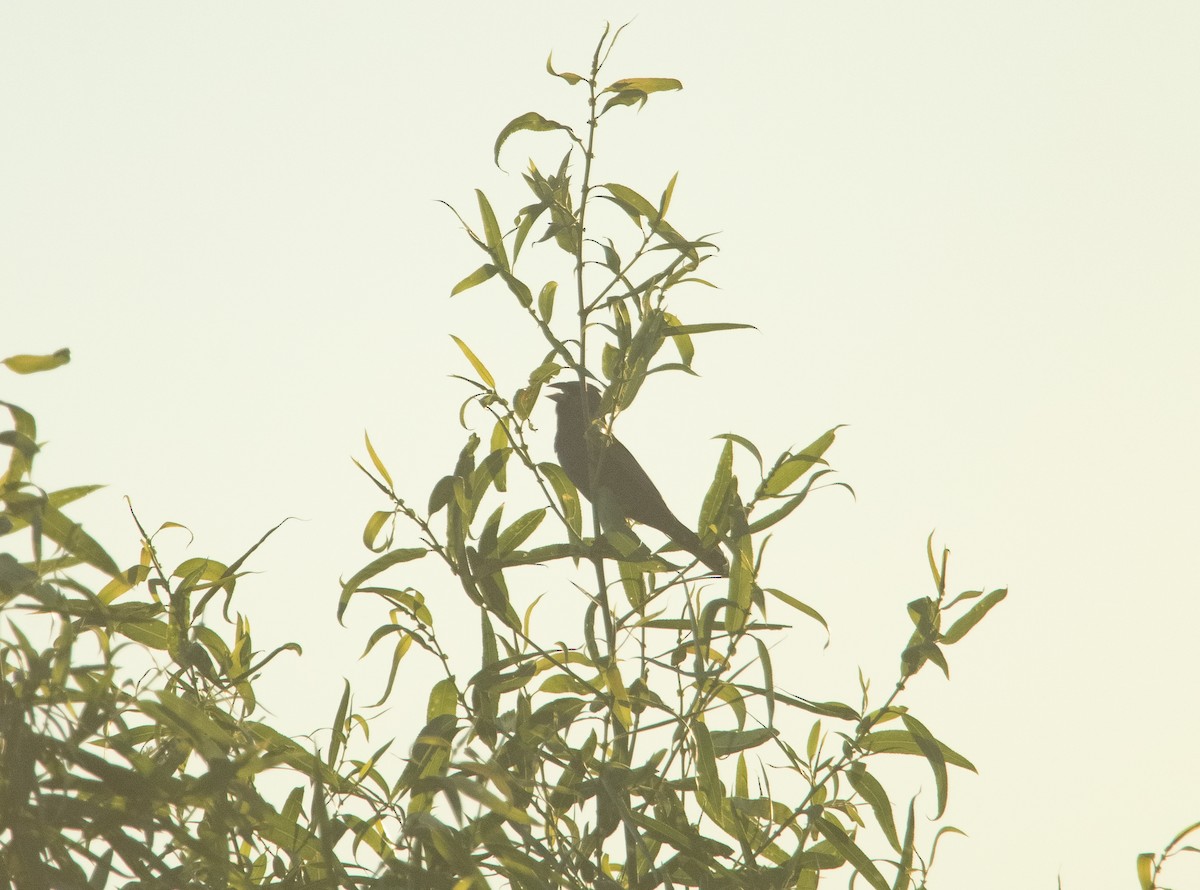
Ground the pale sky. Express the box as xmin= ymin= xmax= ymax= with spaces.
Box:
xmin=4 ymin=4 xmax=1199 ymax=888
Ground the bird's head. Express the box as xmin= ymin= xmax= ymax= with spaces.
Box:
xmin=548 ymin=380 xmax=604 ymax=414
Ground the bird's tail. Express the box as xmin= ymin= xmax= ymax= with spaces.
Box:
xmin=666 ymin=520 xmax=729 ymax=575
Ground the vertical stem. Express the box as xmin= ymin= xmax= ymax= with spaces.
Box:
xmin=575 ymin=29 xmax=641 ymax=886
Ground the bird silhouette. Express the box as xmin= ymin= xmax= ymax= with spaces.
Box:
xmin=548 ymin=380 xmax=728 ymax=574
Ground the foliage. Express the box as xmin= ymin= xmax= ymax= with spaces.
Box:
xmin=1 ymin=361 xmax=388 ymax=887
xmin=3 ymin=25 xmax=1126 ymax=890
xmin=1136 ymin=820 xmax=1200 ymax=890
xmin=341 ymin=25 xmax=1005 ymax=890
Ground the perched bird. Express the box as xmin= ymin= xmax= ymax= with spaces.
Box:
xmin=548 ymin=380 xmax=728 ymax=575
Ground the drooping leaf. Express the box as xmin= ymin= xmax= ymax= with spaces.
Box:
xmin=494 ymin=112 xmax=576 ymax=168
xmin=815 ymin=814 xmax=891 ymax=890
xmin=338 ymin=549 xmax=426 ymax=622
xmin=545 ymin=53 xmax=584 ymax=86
xmin=901 ymin=713 xmax=949 ymax=818
xmin=848 ymin=763 xmax=901 ymax=853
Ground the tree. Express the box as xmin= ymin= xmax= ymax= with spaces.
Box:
xmin=342 ymin=25 xmax=1003 ymax=889
xmin=19 ymin=25 xmax=1194 ymax=890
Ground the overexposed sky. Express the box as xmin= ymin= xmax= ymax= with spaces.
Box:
xmin=4 ymin=5 xmax=1199 ymax=888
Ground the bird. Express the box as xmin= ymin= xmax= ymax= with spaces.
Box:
xmin=547 ymin=380 xmax=728 ymax=575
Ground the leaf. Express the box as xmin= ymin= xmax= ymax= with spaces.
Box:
xmin=726 ymin=494 xmax=753 ymax=635
xmin=498 ymin=269 xmax=533 ymax=308
xmin=495 ymin=508 xmax=545 ymax=557
xmin=710 ymin=727 xmax=776 ymax=756
xmin=427 ymin=678 xmax=458 ymax=722
xmin=714 ymin=433 xmax=763 ymax=475
xmin=450 ymin=335 xmax=496 ymax=390
xmin=848 ymin=763 xmax=901 ymax=853
xmin=941 ymin=588 xmax=1007 ymax=644
xmin=450 ymin=263 xmax=498 ymax=296
xmin=604 ymin=77 xmax=684 ymax=97
xmin=602 ymin=182 xmax=659 ymax=222
xmin=600 ymin=78 xmax=683 ymax=113
xmin=659 ymin=171 xmax=679 ymax=218
xmin=362 ymin=510 xmax=392 ymax=552
xmin=476 ymin=190 xmax=508 ymax=271
xmin=537 ymin=281 xmax=557 ymax=322
xmin=698 ymin=438 xmax=733 ymax=543
xmin=663 ymin=322 xmax=756 ymax=336
xmin=494 ymin=111 xmax=575 ymax=168
xmin=691 ymin=721 xmax=722 ymax=802
xmin=364 ymin=431 xmax=393 ymax=488
xmin=814 ymin=814 xmax=891 ymax=890
xmin=860 ymin=729 xmax=975 ymax=772
xmin=2 ymin=348 xmax=71 ymax=375
xmin=762 ymin=587 xmax=829 ymax=637
xmin=901 ymin=714 xmax=948 ymax=818
xmin=545 ymin=53 xmax=584 ymax=85
xmin=760 ymin=426 xmax=843 ymax=498
xmin=40 ymin=503 xmax=121 ymax=577
xmin=539 ymin=462 xmax=582 ymax=540
xmin=338 ymin=549 xmax=426 ymax=621
xmin=1136 ymin=852 xmax=1153 ymax=890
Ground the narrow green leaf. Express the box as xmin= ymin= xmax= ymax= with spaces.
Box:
xmin=941 ymin=588 xmax=1007 ymax=644
xmin=714 ymin=433 xmax=764 ymax=475
xmin=537 ymin=281 xmax=557 ymax=322
xmin=601 ymin=239 xmax=621 ymax=272
xmin=362 ymin=510 xmax=392 ymax=552
xmin=539 ymin=462 xmax=582 ymax=539
xmin=901 ymin=714 xmax=949 ymax=818
xmin=848 ymin=763 xmax=901 ymax=853
xmin=450 ymin=263 xmax=498 ymax=296
xmin=427 ymin=678 xmax=458 ymax=722
xmin=663 ymin=311 xmax=694 ymax=366
xmin=725 ymin=495 xmax=753 ymax=635
xmin=806 ymin=720 xmax=821 ymax=760
xmin=450 ymin=335 xmax=496 ymax=390
xmin=494 ymin=112 xmax=575 ymax=168
xmin=815 ymin=815 xmax=891 ymax=890
xmin=602 ymin=182 xmax=658 ymax=221
xmin=339 ymin=549 xmax=426 ymax=621
xmin=496 ymin=508 xmax=546 ymax=557
xmin=1135 ymin=853 xmax=1153 ymax=890
xmin=860 ymin=729 xmax=975 ymax=771
xmin=691 ymin=721 xmax=722 ymax=802
xmin=762 ymin=588 xmax=829 ymax=636
xmin=2 ymin=348 xmax=71 ymax=375
xmin=748 ymin=470 xmax=833 ymax=533
xmin=604 ymin=77 xmax=683 ymax=97
xmin=545 ymin=53 xmax=583 ymax=85
xmin=663 ymin=322 xmax=756 ymax=336
xmin=40 ymin=503 xmax=121 ymax=577
xmin=498 ymin=269 xmax=533 ymax=307
xmin=659 ymin=171 xmax=679 ymax=218
xmin=710 ymin=727 xmax=776 ymax=756
xmin=698 ymin=438 xmax=733 ymax=544
xmin=894 ymin=798 xmax=916 ymax=890
xmin=327 ymin=680 xmax=351 ymax=767
xmin=761 ymin=426 xmax=843 ymax=498
xmin=475 ymin=190 xmax=509 ymax=271
xmin=364 ymin=431 xmax=393 ymax=488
